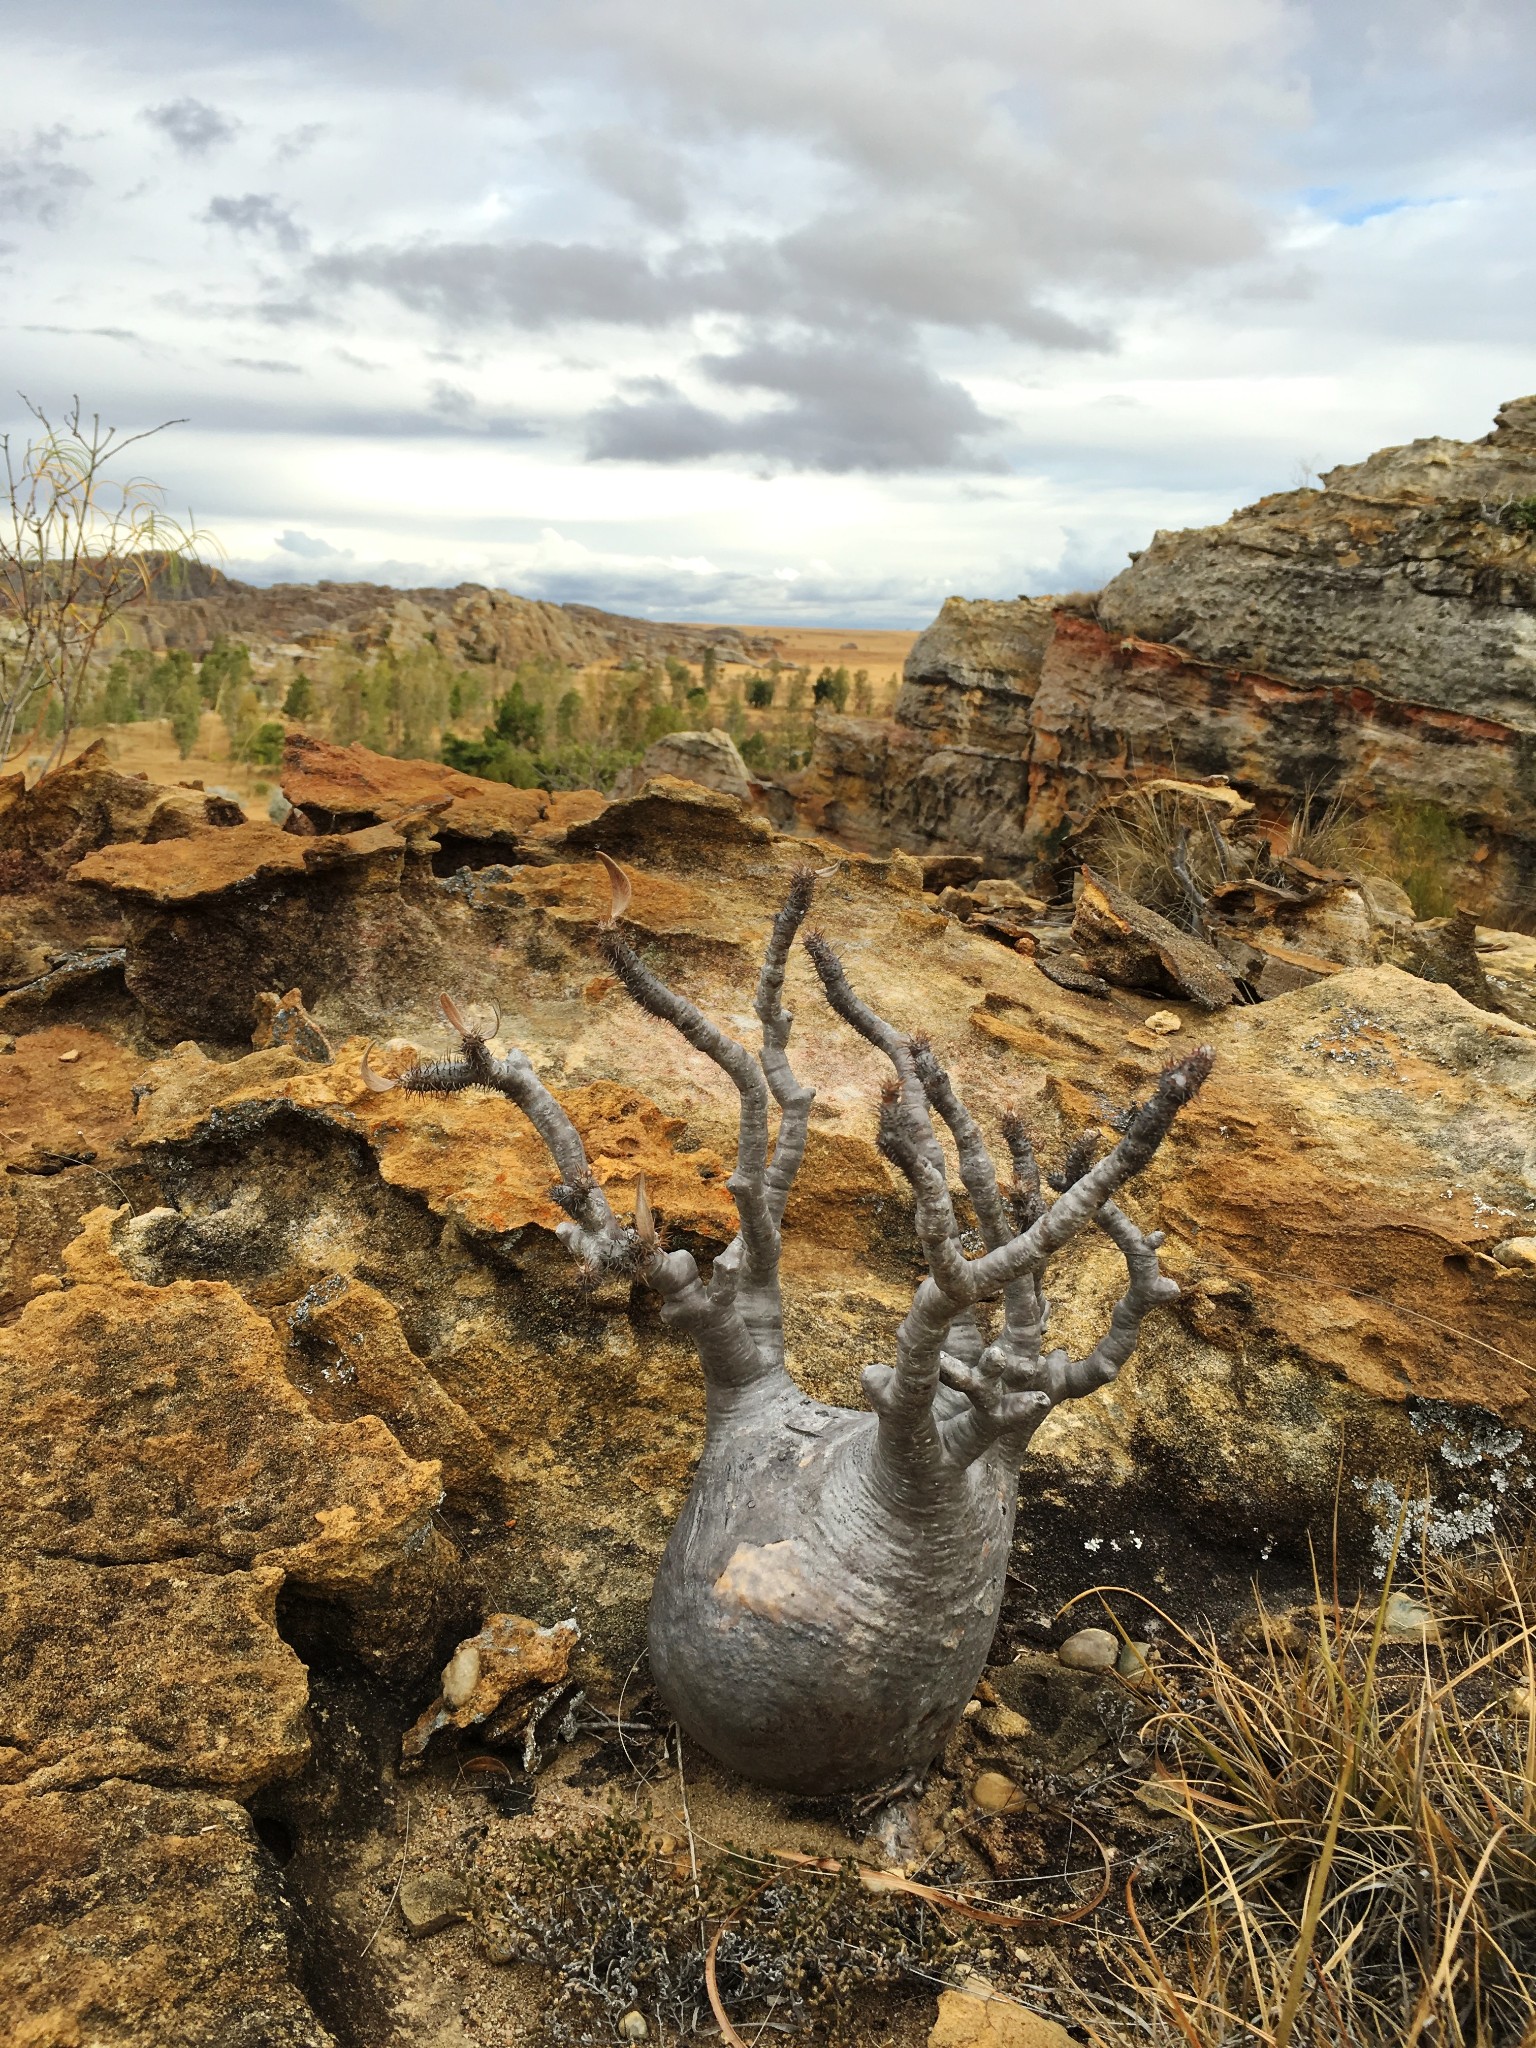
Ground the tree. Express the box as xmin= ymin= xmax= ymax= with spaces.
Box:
xmin=282 ymin=673 xmax=316 ymax=721
xmin=0 ymin=399 xmax=212 ymax=767
xmin=813 ymin=664 xmax=851 ymax=712
xmin=700 ymin=644 xmax=720 ymax=693
xmin=371 ymin=866 xmax=1212 ymax=1794
xmin=745 ymin=672 xmax=776 ymax=710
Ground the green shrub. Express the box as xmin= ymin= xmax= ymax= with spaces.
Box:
xmin=248 ymin=721 xmax=285 ymax=769
xmin=1500 ymin=495 xmax=1536 ymax=536
xmin=812 ymin=664 xmax=851 ymax=711
xmin=745 ymin=672 xmax=776 ymax=709
xmin=1373 ymin=796 xmax=1472 ymax=919
xmin=282 ymin=673 xmax=316 ymax=720
xmin=198 ymin=636 xmax=251 ymax=705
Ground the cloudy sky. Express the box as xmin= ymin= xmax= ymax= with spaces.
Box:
xmin=3 ymin=0 xmax=1533 ymax=624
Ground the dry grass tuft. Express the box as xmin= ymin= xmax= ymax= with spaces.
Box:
xmin=1084 ymin=1536 xmax=1536 ymax=2047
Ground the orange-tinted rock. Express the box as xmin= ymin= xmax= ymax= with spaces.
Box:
xmin=69 ymin=817 xmax=449 ymax=1038
xmin=287 ymin=1274 xmax=504 ymax=1507
xmin=0 ymin=1023 xmax=140 ymax=1173
xmin=0 ymin=739 xmax=244 ymax=891
xmin=279 ymin=734 xmax=609 ymax=861
xmin=70 ymin=817 xmax=400 ymax=904
xmin=0 ymin=1229 xmax=452 ymax=1669
xmin=0 ymin=1557 xmax=309 ymax=1796
xmin=1070 ymin=868 xmax=1238 ymax=1009
xmin=0 ymin=1780 xmax=334 ymax=2048
xmin=565 ymin=775 xmax=775 ymax=872
xmin=132 ymin=1041 xmax=739 ymax=1247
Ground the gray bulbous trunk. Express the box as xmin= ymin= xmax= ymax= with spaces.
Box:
xmin=648 ymin=1374 xmax=1018 ymax=1793
xmin=386 ymin=865 xmax=1213 ymax=1795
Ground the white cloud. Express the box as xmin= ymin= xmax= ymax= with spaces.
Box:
xmin=0 ymin=0 xmax=1530 ymax=621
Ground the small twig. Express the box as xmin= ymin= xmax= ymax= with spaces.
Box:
xmin=360 ymin=1798 xmax=411 ymax=1958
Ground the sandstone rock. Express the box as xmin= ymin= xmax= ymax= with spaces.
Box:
xmin=122 ymin=570 xmax=776 ymax=673
xmin=132 ymin=1042 xmax=740 ymax=1250
xmin=635 ymin=727 xmax=753 ymax=801
xmin=1056 ymin=1627 xmax=1117 ymax=1671
xmin=1070 ymin=869 xmax=1239 ymax=1009
xmin=0 ymin=1557 xmax=309 ymax=1796
xmin=930 ymin=1984 xmax=1074 ymax=2046
xmin=279 ymin=732 xmax=607 ymax=861
xmin=397 ymin=1871 xmax=472 ymax=1938
xmin=0 ymin=1780 xmax=334 ymax=2047
xmin=0 ymin=739 xmax=243 ymax=890
xmin=401 ymin=1613 xmax=579 ymax=1761
xmin=1492 ymin=1237 xmax=1536 ymax=1270
xmin=1098 ymin=395 xmax=1536 ymax=731
xmin=565 ymin=774 xmax=774 ymax=872
xmin=793 ymin=398 xmax=1536 ymax=924
xmin=0 ymin=1223 xmax=454 ymax=1675
xmin=70 ymin=817 xmax=449 ymax=1038
xmin=287 ymin=1274 xmax=504 ymax=1507
xmin=969 ymin=1769 xmax=1027 ymax=1814
xmin=252 ymin=986 xmax=333 ymax=1061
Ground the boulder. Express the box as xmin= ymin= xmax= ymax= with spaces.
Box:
xmin=0 ymin=739 xmax=244 ymax=891
xmin=635 ymin=727 xmax=752 ymax=801
xmin=69 ymin=818 xmax=446 ymax=1038
xmin=278 ymin=732 xmax=606 ymax=860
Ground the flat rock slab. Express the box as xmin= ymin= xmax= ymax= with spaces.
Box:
xmin=0 ymin=1779 xmax=334 ymax=2047
xmin=0 ymin=1557 xmax=309 ymax=1796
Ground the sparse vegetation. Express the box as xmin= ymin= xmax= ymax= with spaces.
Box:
xmin=494 ymin=1810 xmax=978 ymax=2044
xmin=1089 ymin=1533 xmax=1536 ymax=2048
xmin=1367 ymin=796 xmax=1473 ymax=920
xmin=0 ymin=399 xmax=211 ymax=766
xmin=1498 ymin=495 xmax=1536 ymax=537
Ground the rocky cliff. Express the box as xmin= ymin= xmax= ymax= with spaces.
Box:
xmin=124 ymin=568 xmax=779 ymax=670
xmin=794 ymin=396 xmax=1536 ymax=927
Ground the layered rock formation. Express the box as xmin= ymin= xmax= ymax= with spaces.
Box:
xmin=122 ymin=566 xmax=778 ymax=670
xmin=2 ymin=736 xmax=1534 ymax=2041
xmin=794 ymin=397 xmax=1536 ymax=928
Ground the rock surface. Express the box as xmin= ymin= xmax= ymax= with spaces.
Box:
xmin=633 ymin=725 xmax=753 ymax=800
xmin=791 ymin=397 xmax=1536 ymax=927
xmin=1 ymin=734 xmax=1533 ymax=2043
xmin=0 ymin=1780 xmax=335 ymax=2047
xmin=120 ymin=566 xmax=777 ymax=670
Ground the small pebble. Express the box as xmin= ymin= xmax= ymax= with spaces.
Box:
xmin=1115 ymin=1640 xmax=1153 ymax=1683
xmin=0 ymin=1035 xmax=14 ymax=1055
xmin=979 ymin=1703 xmax=1033 ymax=1740
xmin=1057 ymin=1627 xmax=1118 ymax=1671
xmin=440 ymin=1641 xmax=481 ymax=1709
xmin=476 ymin=1917 xmax=517 ymax=1966
xmin=618 ymin=2013 xmax=649 ymax=2042
xmin=58 ymin=1049 xmax=81 ymax=1064
xmin=1144 ymin=1011 xmax=1182 ymax=1035
xmin=1383 ymin=1593 xmax=1441 ymax=1643
xmin=1492 ymin=1237 xmax=1536 ymax=1271
xmin=970 ymin=1769 xmax=1027 ymax=1815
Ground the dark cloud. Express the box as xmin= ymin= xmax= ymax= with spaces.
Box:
xmin=313 ymin=237 xmax=682 ymax=328
xmin=0 ymin=129 xmax=91 ymax=227
xmin=204 ymin=192 xmax=308 ymax=252
xmin=588 ymin=338 xmax=1003 ymax=472
xmin=573 ymin=127 xmax=690 ymax=225
xmin=142 ymin=97 xmax=239 ymax=155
